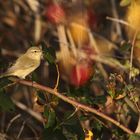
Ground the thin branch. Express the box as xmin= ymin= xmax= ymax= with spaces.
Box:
xmin=12 ymin=98 xmax=44 ymax=123
xmin=129 ymin=30 xmax=138 ymax=80
xmin=10 ymin=78 xmax=133 ymax=134
xmin=54 ymin=64 xmax=60 ymax=90
xmin=26 ymin=124 xmax=39 ymax=140
xmin=34 ymin=14 xmax=42 ymax=43
xmin=16 ymin=121 xmax=26 ymax=139
xmin=124 ymin=97 xmax=138 ymax=113
xmin=90 ymin=55 xmax=126 ymax=70
xmin=91 ymin=115 xmax=109 ymax=129
xmin=89 ymin=31 xmax=108 ymax=79
xmin=111 ymin=0 xmax=123 ymax=39
xmin=6 ymin=114 xmax=21 ymax=133
xmin=66 ymin=28 xmax=77 ymax=58
xmin=106 ymin=16 xmax=134 ymax=29
xmin=135 ymin=114 xmax=140 ymax=133
xmin=55 ymin=107 xmax=79 ymax=130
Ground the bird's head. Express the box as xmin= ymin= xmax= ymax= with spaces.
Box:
xmin=26 ymin=46 xmax=43 ymax=60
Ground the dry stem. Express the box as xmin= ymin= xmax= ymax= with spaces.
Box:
xmin=10 ymin=78 xmax=134 ymax=135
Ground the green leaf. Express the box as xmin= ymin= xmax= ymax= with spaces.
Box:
xmin=43 ymin=106 xmax=50 ymax=118
xmin=79 ymin=115 xmax=88 ymax=121
xmin=108 ymin=90 xmax=115 ymax=99
xmin=106 ymin=57 xmax=126 ymax=70
xmin=63 ymin=115 xmax=85 ymax=140
xmin=92 ymin=95 xmax=107 ymax=105
xmin=42 ymin=128 xmax=67 ymax=140
xmin=111 ymin=128 xmax=127 ymax=140
xmin=44 ymin=107 xmax=56 ymax=128
xmin=126 ymin=84 xmax=134 ymax=91
xmin=129 ymin=134 xmax=140 ymax=140
xmin=31 ymin=72 xmax=39 ymax=82
xmin=120 ymin=0 xmax=131 ymax=7
xmin=42 ymin=45 xmax=55 ymax=64
xmin=68 ymin=85 xmax=90 ymax=97
xmin=44 ymin=52 xmax=55 ymax=64
xmin=92 ymin=121 xmax=103 ymax=131
xmin=0 ymin=89 xmax=15 ymax=111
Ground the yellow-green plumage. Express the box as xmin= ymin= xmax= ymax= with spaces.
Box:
xmin=0 ymin=47 xmax=42 ymax=79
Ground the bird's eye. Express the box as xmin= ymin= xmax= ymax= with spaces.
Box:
xmin=34 ymin=51 xmax=37 ymax=53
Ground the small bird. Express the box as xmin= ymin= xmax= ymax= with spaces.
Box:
xmin=0 ymin=47 xmax=43 ymax=79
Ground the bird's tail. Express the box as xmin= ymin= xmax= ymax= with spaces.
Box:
xmin=0 ymin=73 xmax=10 ymax=79
xmin=0 ymin=74 xmax=6 ymax=79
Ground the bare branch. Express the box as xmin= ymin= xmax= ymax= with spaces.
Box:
xmin=10 ymin=78 xmax=134 ymax=134
xmin=12 ymin=98 xmax=44 ymax=123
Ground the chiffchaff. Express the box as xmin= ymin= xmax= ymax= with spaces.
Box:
xmin=1 ymin=47 xmax=43 ymax=79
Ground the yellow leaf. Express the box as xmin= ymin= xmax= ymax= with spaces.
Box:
xmin=85 ymin=130 xmax=93 ymax=140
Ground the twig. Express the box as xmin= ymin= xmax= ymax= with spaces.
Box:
xmin=16 ymin=121 xmax=26 ymax=139
xmin=57 ymin=24 xmax=71 ymax=71
xmin=90 ymin=55 xmax=126 ymax=70
xmin=3 ymin=81 xmax=17 ymax=89
xmin=124 ymin=97 xmax=138 ymax=113
xmin=129 ymin=30 xmax=138 ymax=80
xmin=106 ymin=16 xmax=134 ymax=29
xmin=6 ymin=114 xmax=21 ymax=133
xmin=93 ymin=32 xmax=118 ymax=50
xmin=110 ymin=0 xmax=123 ymax=40
xmin=26 ymin=0 xmax=39 ymax=13
xmin=10 ymin=78 xmax=133 ymax=134
xmin=135 ymin=114 xmax=140 ymax=133
xmin=55 ymin=107 xmax=79 ymax=130
xmin=34 ymin=14 xmax=42 ymax=43
xmin=89 ymin=31 xmax=108 ymax=79
xmin=12 ymin=98 xmax=44 ymax=123
xmin=66 ymin=28 xmax=77 ymax=58
xmin=26 ymin=123 xmax=39 ymax=140
xmin=89 ymin=31 xmax=99 ymax=54
xmin=91 ymin=115 xmax=109 ymax=129
xmin=54 ymin=64 xmax=60 ymax=90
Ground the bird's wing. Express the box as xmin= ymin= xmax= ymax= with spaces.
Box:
xmin=7 ymin=55 xmax=36 ymax=73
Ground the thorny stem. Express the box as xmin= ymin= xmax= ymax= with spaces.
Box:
xmin=10 ymin=78 xmax=134 ymax=135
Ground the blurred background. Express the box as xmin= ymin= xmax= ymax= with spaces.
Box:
xmin=0 ymin=0 xmax=140 ymax=140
